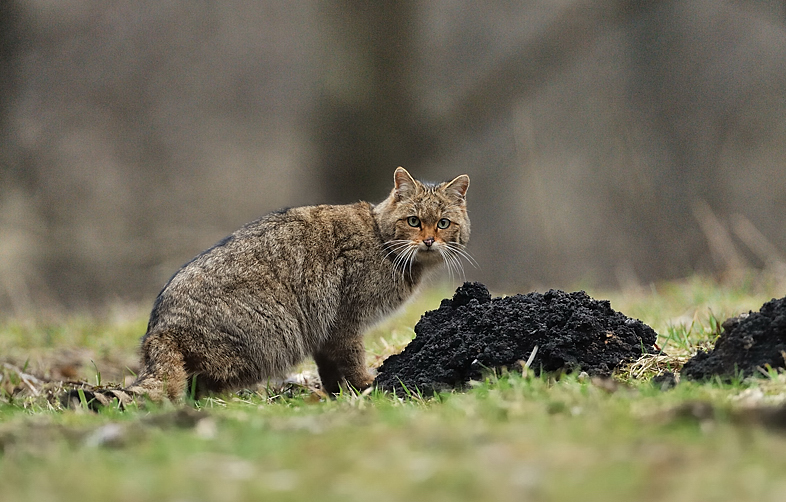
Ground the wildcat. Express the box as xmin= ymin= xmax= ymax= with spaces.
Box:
xmin=87 ymin=167 xmax=471 ymax=403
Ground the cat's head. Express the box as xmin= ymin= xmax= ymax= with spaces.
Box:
xmin=375 ymin=167 xmax=471 ymax=276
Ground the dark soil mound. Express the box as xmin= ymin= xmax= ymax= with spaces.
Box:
xmin=682 ymin=296 xmax=786 ymax=381
xmin=375 ymin=282 xmax=658 ymax=395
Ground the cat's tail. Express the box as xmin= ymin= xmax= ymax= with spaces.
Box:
xmin=60 ymin=368 xmax=187 ymax=411
xmin=60 ymin=386 xmax=134 ymax=411
xmin=61 ymin=332 xmax=188 ymax=410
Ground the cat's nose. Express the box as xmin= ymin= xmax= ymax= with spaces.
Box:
xmin=423 ymin=237 xmax=435 ymax=247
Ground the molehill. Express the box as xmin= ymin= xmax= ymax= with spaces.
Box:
xmin=374 ymin=282 xmax=658 ymax=395
xmin=682 ymin=295 xmax=786 ymax=381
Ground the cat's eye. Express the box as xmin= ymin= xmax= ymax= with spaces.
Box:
xmin=407 ymin=216 xmax=421 ymax=227
xmin=437 ymin=218 xmax=451 ymax=229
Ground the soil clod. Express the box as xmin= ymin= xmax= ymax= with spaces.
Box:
xmin=375 ymin=282 xmax=658 ymax=395
xmin=652 ymin=371 xmax=678 ymax=391
xmin=682 ymin=296 xmax=786 ymax=381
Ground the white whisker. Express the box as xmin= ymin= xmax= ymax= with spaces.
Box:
xmin=443 ymin=248 xmax=459 ymax=282
xmin=406 ymin=245 xmax=417 ymax=282
xmin=392 ymin=246 xmax=410 ymax=280
xmin=383 ymin=241 xmax=412 ymax=261
xmin=445 ymin=242 xmax=479 ymax=269
xmin=383 ymin=240 xmax=411 ymax=257
xmin=383 ymin=238 xmax=474 ymax=284
xmin=442 ymin=246 xmax=465 ymax=282
xmin=437 ymin=247 xmax=454 ymax=283
xmin=385 ymin=239 xmax=419 ymax=282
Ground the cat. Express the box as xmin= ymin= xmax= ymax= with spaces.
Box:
xmin=65 ymin=167 xmax=470 ymax=406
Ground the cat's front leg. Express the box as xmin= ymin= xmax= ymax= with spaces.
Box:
xmin=313 ymin=332 xmax=374 ymax=394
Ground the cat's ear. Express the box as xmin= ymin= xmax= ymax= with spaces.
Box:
xmin=443 ymin=174 xmax=470 ymax=200
xmin=393 ymin=167 xmax=418 ymax=201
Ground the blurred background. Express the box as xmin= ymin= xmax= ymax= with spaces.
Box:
xmin=2 ymin=0 xmax=786 ymax=314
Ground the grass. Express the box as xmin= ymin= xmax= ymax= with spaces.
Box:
xmin=2 ymin=275 xmax=786 ymax=501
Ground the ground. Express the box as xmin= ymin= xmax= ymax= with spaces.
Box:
xmin=682 ymin=295 xmax=786 ymax=380
xmin=2 ymin=275 xmax=786 ymax=502
xmin=376 ymin=282 xmax=658 ymax=394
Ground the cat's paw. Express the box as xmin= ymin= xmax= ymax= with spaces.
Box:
xmin=345 ymin=373 xmax=375 ymax=393
xmin=323 ymin=373 xmax=374 ymax=395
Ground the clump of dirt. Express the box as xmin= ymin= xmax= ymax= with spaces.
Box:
xmin=375 ymin=282 xmax=658 ymax=395
xmin=682 ymin=296 xmax=786 ymax=381
xmin=652 ymin=371 xmax=677 ymax=391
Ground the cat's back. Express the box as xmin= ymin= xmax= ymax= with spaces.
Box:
xmin=229 ymin=201 xmax=380 ymax=267
xmin=149 ymin=201 xmax=382 ymax=321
